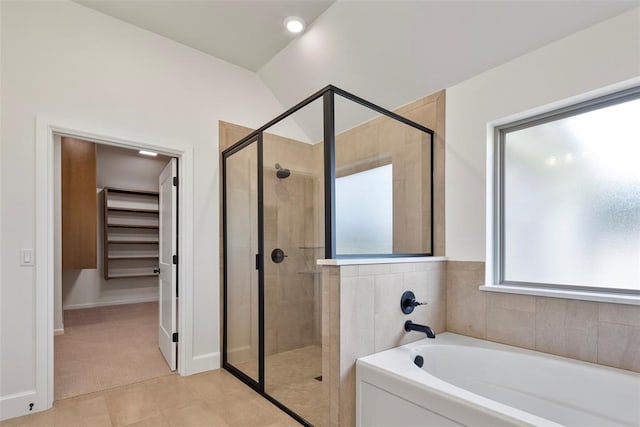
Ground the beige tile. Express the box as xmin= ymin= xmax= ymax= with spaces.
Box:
xmin=54 ymin=395 xmax=111 ymax=427
xmin=374 ymin=311 xmax=411 ymax=352
xmin=534 ymin=298 xmax=598 ymax=362
xmin=104 ymin=383 xmax=160 ymax=426
xmin=339 ymin=276 xmax=374 ymax=427
xmin=144 ymin=375 xmax=201 ymax=411
xmin=5 ymin=363 xmax=299 ymax=427
xmin=448 ymin=261 xmax=485 ymax=272
xmin=599 ymin=303 xmax=640 ymax=326
xmin=357 ymin=264 xmax=391 ymax=276
xmin=339 ymin=265 xmax=359 ymax=277
xmin=402 ymin=271 xmax=431 ymax=302
xmin=212 ymin=395 xmax=286 ymax=427
xmin=486 ymin=306 xmax=535 ymax=349
xmin=339 ymin=277 xmax=375 ymax=368
xmin=487 ymin=292 xmax=535 ymax=313
xmin=425 ymin=270 xmax=447 ymax=334
xmin=373 ymin=273 xmax=405 ymax=315
xmin=389 ymin=263 xmax=417 ymax=273
xmin=597 ymin=322 xmax=640 ymax=372
xmin=162 ymin=403 xmax=229 ymax=427
xmin=0 ymin=409 xmax=55 ymax=427
xmin=446 ymin=269 xmax=486 ymax=339
xmin=123 ymin=415 xmax=169 ymax=427
xmin=373 ymin=268 xmax=445 ymax=351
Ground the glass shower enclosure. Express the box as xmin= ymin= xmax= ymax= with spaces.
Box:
xmin=222 ymin=86 xmax=434 ymax=426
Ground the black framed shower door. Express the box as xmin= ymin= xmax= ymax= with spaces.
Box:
xmin=222 ymin=85 xmax=435 ymax=426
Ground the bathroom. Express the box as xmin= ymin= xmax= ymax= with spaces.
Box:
xmin=219 ymin=82 xmax=639 ymax=427
xmin=1 ymin=1 xmax=639 ymax=426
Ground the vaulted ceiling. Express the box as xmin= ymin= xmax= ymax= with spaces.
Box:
xmin=74 ymin=0 xmax=335 ymax=71
xmin=76 ymin=0 xmax=638 ymax=139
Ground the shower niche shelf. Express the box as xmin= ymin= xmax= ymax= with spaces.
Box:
xmin=103 ymin=188 xmax=160 ymax=280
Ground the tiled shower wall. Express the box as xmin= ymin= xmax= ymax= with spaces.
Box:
xmin=322 ymin=260 xmax=447 ymax=427
xmin=447 ymin=261 xmax=640 ymax=373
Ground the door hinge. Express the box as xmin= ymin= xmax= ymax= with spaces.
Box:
xmin=172 ymin=332 xmax=178 ymax=343
xmin=173 ymin=255 xmax=178 ymax=265
xmin=173 ymin=176 xmax=178 ymax=187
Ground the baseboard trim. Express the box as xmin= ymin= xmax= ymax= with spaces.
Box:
xmin=0 ymin=390 xmax=42 ymax=422
xmin=53 ymin=328 xmax=64 ymax=336
xmin=188 ymin=352 xmax=220 ymax=375
xmin=63 ymin=296 xmax=158 ymax=310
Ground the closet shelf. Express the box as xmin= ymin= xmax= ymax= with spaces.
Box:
xmin=108 ymin=255 xmax=159 ymax=260
xmin=107 ymin=273 xmax=159 ymax=279
xmin=107 ymin=240 xmax=159 ymax=244
xmin=107 ymin=207 xmax=159 ymax=213
xmin=107 ymin=224 xmax=159 ymax=229
xmin=103 ymin=187 xmax=160 ymax=280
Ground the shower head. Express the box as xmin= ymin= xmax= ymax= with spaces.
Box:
xmin=275 ymin=163 xmax=291 ymax=179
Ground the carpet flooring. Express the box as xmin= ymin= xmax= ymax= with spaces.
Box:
xmin=54 ymin=302 xmax=171 ymax=400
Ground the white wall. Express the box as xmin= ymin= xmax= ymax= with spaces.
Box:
xmin=445 ymin=7 xmax=640 ymax=261
xmin=259 ymin=1 xmax=636 ymax=137
xmin=0 ymin=0 xmax=303 ymax=419
xmin=59 ymin=145 xmax=170 ymax=312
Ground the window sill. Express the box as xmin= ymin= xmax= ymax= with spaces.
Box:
xmin=317 ymin=256 xmax=447 ymax=266
xmin=479 ymin=285 xmax=640 ymax=306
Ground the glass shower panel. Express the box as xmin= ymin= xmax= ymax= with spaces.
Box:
xmin=334 ymin=94 xmax=433 ymax=255
xmin=261 ymin=98 xmax=325 ymax=425
xmin=224 ymin=140 xmax=259 ymax=382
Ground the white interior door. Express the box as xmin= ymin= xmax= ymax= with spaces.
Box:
xmin=158 ymin=158 xmax=177 ymax=370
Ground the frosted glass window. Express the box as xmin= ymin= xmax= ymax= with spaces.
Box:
xmin=501 ymin=95 xmax=640 ymax=292
xmin=336 ymin=164 xmax=392 ymax=254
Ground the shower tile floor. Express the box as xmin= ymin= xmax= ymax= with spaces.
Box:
xmin=235 ymin=345 xmax=325 ymax=426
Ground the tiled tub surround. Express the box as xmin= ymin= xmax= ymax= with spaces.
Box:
xmin=321 ymin=259 xmax=447 ymax=427
xmin=447 ymin=261 xmax=640 ymax=373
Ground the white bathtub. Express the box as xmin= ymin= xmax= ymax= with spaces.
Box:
xmin=356 ymin=333 xmax=640 ymax=427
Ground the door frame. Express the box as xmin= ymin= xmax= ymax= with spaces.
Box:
xmin=35 ymin=115 xmax=194 ymax=410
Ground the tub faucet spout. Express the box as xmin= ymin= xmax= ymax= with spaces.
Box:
xmin=404 ymin=320 xmax=436 ymax=339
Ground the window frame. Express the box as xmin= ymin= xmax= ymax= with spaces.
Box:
xmin=492 ymin=86 xmax=640 ymax=296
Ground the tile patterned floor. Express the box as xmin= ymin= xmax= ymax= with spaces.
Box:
xmin=4 ymin=304 xmax=322 ymax=426
xmin=235 ymin=346 xmax=325 ymax=426
xmin=55 ymin=303 xmax=171 ymax=400
xmin=1 ymin=370 xmax=301 ymax=427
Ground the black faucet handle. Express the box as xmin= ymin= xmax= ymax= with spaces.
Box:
xmin=401 ymin=290 xmax=428 ymax=314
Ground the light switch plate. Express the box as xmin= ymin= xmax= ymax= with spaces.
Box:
xmin=21 ymin=248 xmax=34 ymax=266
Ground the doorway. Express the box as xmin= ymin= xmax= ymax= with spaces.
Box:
xmin=53 ymin=137 xmax=179 ymax=400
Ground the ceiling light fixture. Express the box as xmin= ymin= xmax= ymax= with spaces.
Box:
xmin=139 ymin=150 xmax=158 ymax=157
xmin=284 ymin=16 xmax=305 ymax=34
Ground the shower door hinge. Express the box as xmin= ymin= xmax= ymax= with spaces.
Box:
xmin=255 ymin=254 xmax=260 ymax=270
xmin=173 ymin=255 xmax=178 ymax=265
xmin=172 ymin=332 xmax=178 ymax=343
xmin=173 ymin=176 xmax=178 ymax=187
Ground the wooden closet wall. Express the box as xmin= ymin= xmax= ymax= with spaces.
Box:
xmin=61 ymin=137 xmax=97 ymax=269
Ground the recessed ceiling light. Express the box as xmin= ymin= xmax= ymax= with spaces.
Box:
xmin=284 ymin=16 xmax=305 ymax=34
xmin=139 ymin=150 xmax=158 ymax=157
